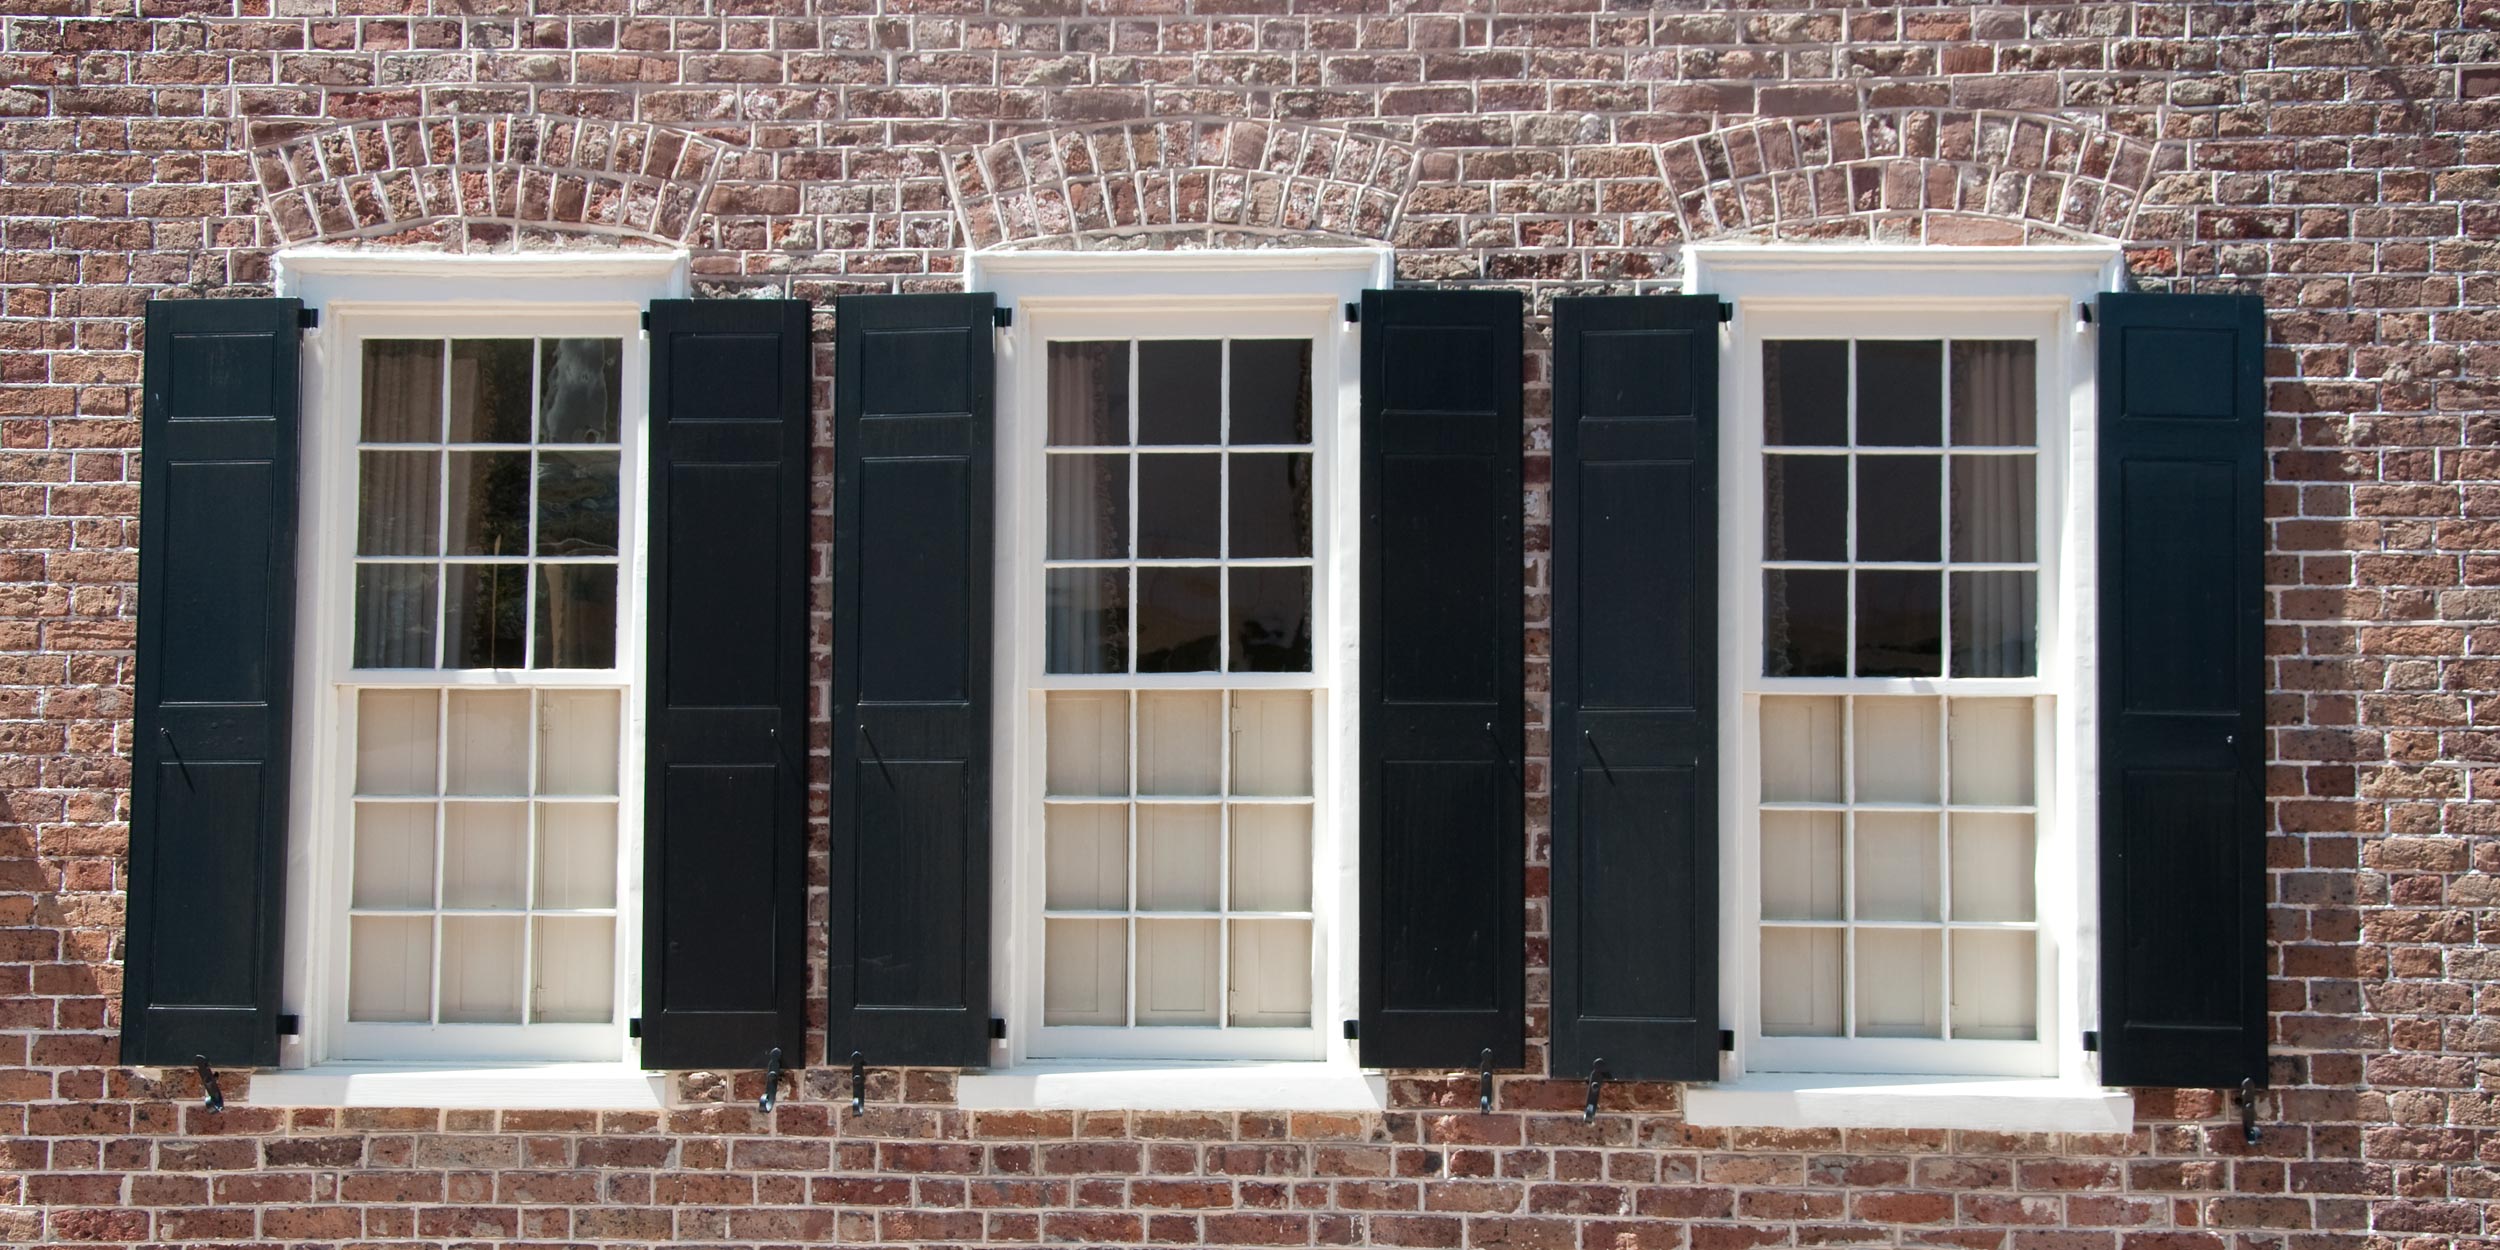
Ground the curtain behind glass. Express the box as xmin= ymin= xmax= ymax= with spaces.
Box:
xmin=1948 ymin=341 xmax=2037 ymax=677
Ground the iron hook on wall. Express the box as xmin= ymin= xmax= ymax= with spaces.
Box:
xmin=758 ymin=1046 xmax=784 ymax=1113
xmin=1583 ymin=1059 xmax=1608 ymax=1123
xmin=2237 ymin=1078 xmax=2260 ymax=1145
xmin=850 ymin=1051 xmax=867 ymax=1114
xmin=193 ymin=1056 xmax=222 ymax=1113
xmin=1477 ymin=1048 xmax=1494 ymax=1115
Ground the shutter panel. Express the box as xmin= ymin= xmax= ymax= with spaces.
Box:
xmin=828 ymin=294 xmax=994 ymax=1067
xmin=122 ymin=298 xmax=303 ymax=1066
xmin=1358 ymin=288 xmax=1525 ymax=1069
xmin=641 ymin=299 xmax=812 ymax=1069
xmin=1549 ymin=295 xmax=1722 ymax=1082
xmin=2095 ymin=292 xmax=2269 ymax=1089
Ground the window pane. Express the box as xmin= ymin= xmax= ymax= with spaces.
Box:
xmin=1763 ymin=340 xmax=1847 ymax=447
xmin=1761 ymin=927 xmax=1842 ymax=1037
xmin=354 ymin=564 xmax=437 ymax=668
xmin=447 ymin=451 xmax=529 ymax=557
xmin=445 ymin=563 xmax=528 ymax=669
xmin=440 ymin=915 xmax=524 ymax=1023
xmin=1046 ymin=568 xmax=1128 ymax=674
xmin=447 ymin=339 xmax=534 ymax=444
xmin=1228 ymin=452 xmax=1311 ymax=558
xmin=1950 ymin=813 xmax=2035 ymax=923
xmin=1855 ymin=569 xmax=1941 ymax=677
xmin=1949 ymin=340 xmax=2036 ymax=446
xmin=537 ymin=451 xmax=620 ymax=557
xmin=1950 ymin=455 xmax=2035 ymax=563
xmin=443 ymin=801 xmax=527 ymax=909
xmin=1136 ymin=566 xmax=1220 ymax=673
xmin=1048 ymin=341 xmax=1130 ymax=447
xmin=362 ymin=339 xmax=443 ymax=443
xmin=1230 ymin=920 xmax=1312 ymax=1028
xmin=1948 ymin=698 xmax=2034 ymax=806
xmin=1138 ymin=691 xmax=1221 ymax=796
xmin=1047 ymin=454 xmax=1128 ymax=560
xmin=537 ymin=805 xmax=619 ymax=909
xmin=539 ymin=338 xmax=622 ymax=444
xmin=1763 ymin=569 xmax=1846 ymax=677
xmin=1855 ymin=929 xmax=1941 ymax=1038
xmin=1044 ymin=918 xmax=1127 ymax=1026
xmin=1138 ymin=339 xmax=1220 ymax=445
xmin=1949 ymin=571 xmax=2037 ymax=677
xmin=1763 ymin=454 xmax=1844 ymax=562
xmin=1949 ymin=929 xmax=2035 ymax=1041
xmin=532 ymin=916 xmax=616 ymax=1024
xmin=1855 ymin=455 xmax=1940 ymax=563
xmin=1855 ymin=341 xmax=1942 ymax=447
xmin=1047 ymin=805 xmax=1129 ymax=910
xmin=1231 ymin=806 xmax=1312 ymax=911
xmin=1230 ymin=339 xmax=1313 ymax=445
xmin=358 ymin=451 xmax=439 ymax=557
xmin=1137 ymin=454 xmax=1220 ymax=558
xmin=1854 ymin=811 xmax=1939 ymax=922
xmin=1230 ymin=567 xmax=1311 ymax=673
xmin=1137 ymin=805 xmax=1220 ymax=911
xmin=1760 ymin=811 xmax=1841 ymax=921
xmin=352 ymin=803 xmax=434 ymax=909
xmin=1136 ymin=918 xmax=1219 ymax=1025
xmin=534 ymin=564 xmax=617 ymax=669
xmin=349 ymin=916 xmax=432 ymax=1022
xmin=1045 ymin=691 xmax=1129 ymax=795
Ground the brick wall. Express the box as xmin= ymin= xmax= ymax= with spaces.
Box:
xmin=1 ymin=0 xmax=2491 ymax=1244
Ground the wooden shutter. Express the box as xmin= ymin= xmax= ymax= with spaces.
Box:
xmin=2095 ymin=292 xmax=2269 ymax=1089
xmin=828 ymin=294 xmax=995 ymax=1067
xmin=640 ymin=299 xmax=812 ymax=1069
xmin=1357 ymin=288 xmax=1525 ymax=1069
xmin=1549 ymin=295 xmax=1722 ymax=1082
xmin=122 ymin=298 xmax=304 ymax=1066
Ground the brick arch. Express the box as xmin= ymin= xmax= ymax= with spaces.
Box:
xmin=251 ymin=115 xmax=733 ymax=250
xmin=947 ymin=119 xmax=1419 ymax=250
xmin=1654 ymin=109 xmax=2182 ymax=244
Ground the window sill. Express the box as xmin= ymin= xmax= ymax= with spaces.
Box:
xmin=242 ymin=1063 xmax=669 ymax=1110
xmin=1681 ymin=1073 xmax=2133 ymax=1134
xmin=957 ymin=1062 xmax=1387 ymax=1112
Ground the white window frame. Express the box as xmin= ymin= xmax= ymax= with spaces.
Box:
xmin=1684 ymin=244 xmax=2136 ymax=1132
xmin=965 ymin=249 xmax=1390 ymax=1099
xmin=262 ymin=251 xmax=686 ymax=1100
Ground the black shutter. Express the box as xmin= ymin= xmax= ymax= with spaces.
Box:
xmin=2095 ymin=292 xmax=2269 ymax=1089
xmin=122 ymin=298 xmax=303 ymax=1066
xmin=641 ymin=299 xmax=812 ymax=1069
xmin=828 ymin=294 xmax=994 ymax=1067
xmin=1357 ymin=288 xmax=1525 ymax=1069
xmin=1548 ymin=295 xmax=1721 ymax=1082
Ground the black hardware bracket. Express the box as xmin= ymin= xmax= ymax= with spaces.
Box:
xmin=639 ymin=309 xmax=651 ymax=331
xmin=849 ymin=1050 xmax=866 ymax=1114
xmin=758 ymin=1046 xmax=784 ymax=1113
xmin=2080 ymin=1030 xmax=2098 ymax=1052
xmin=627 ymin=1017 xmax=642 ymax=1039
xmin=194 ymin=1056 xmax=223 ymax=1114
xmin=1583 ymin=1059 xmax=1608 ymax=1123
xmin=2236 ymin=1077 xmax=2259 ymax=1145
xmin=1477 ymin=1048 xmax=1494 ymax=1115
xmin=988 ymin=1017 xmax=1007 ymax=1041
xmin=276 ymin=1013 xmax=300 ymax=1038
xmin=1716 ymin=301 xmax=1733 ymax=323
xmin=1583 ymin=730 xmax=1616 ymax=784
xmin=156 ymin=726 xmax=191 ymax=787
xmin=297 ymin=307 xmax=320 ymax=330
xmin=859 ymin=725 xmax=896 ymax=789
xmin=1342 ymin=1019 xmax=1359 ymax=1041
xmin=1717 ymin=1029 xmax=1734 ymax=1053
xmin=1344 ymin=302 xmax=1361 ymax=324
xmin=2078 ymin=302 xmax=2094 ymax=325
xmin=992 ymin=306 xmax=1014 ymax=329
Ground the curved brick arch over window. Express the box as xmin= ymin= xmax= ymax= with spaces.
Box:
xmin=252 ymin=116 xmax=731 ymax=250
xmin=947 ymin=119 xmax=1419 ymax=250
xmin=1653 ymin=109 xmax=2185 ymax=244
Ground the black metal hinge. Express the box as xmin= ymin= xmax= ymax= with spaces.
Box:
xmin=639 ymin=310 xmax=651 ymax=331
xmin=1717 ymin=1029 xmax=1734 ymax=1052
xmin=1716 ymin=301 xmax=1733 ymax=323
xmin=276 ymin=1013 xmax=300 ymax=1038
xmin=627 ymin=1017 xmax=642 ymax=1039
xmin=1343 ymin=302 xmax=1361 ymax=324
xmin=992 ymin=306 xmax=1013 ymax=329
xmin=2078 ymin=302 xmax=2094 ymax=325
xmin=2081 ymin=1030 xmax=2098 ymax=1052
xmin=1341 ymin=1019 xmax=1359 ymax=1040
xmin=297 ymin=307 xmax=319 ymax=330
xmin=988 ymin=1017 xmax=1007 ymax=1040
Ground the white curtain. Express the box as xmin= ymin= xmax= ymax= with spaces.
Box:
xmin=1949 ymin=342 xmax=2036 ymax=677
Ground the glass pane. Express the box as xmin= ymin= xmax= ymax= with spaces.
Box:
xmin=1759 ymin=811 xmax=1841 ymax=921
xmin=1758 ymin=696 xmax=1842 ymax=802
xmin=446 ymin=690 xmax=530 ymax=795
xmin=1046 ymin=805 xmax=1128 ymax=911
xmin=358 ymin=451 xmax=439 ymax=556
xmin=1137 ymin=805 xmax=1220 ymax=911
xmin=1854 ymin=811 xmax=1940 ymax=922
xmin=1950 ymin=930 xmax=2036 ymax=1041
xmin=1949 ymin=340 xmax=2036 ymax=446
xmin=1760 ymin=927 xmax=1842 ymax=1036
xmin=1230 ymin=691 xmax=1313 ymax=797
xmin=1855 ymin=929 xmax=1942 ymax=1038
xmin=1137 ymin=453 xmax=1219 ymax=558
xmin=361 ymin=339 xmax=443 ymax=443
xmin=536 ymin=804 xmax=618 ymax=909
xmin=1229 ymin=920 xmax=1312 ymax=1028
xmin=439 ymin=915 xmax=524 ymax=1023
xmin=1047 ymin=454 xmax=1128 ymax=560
xmin=348 ymin=915 xmax=432 ymax=1022
xmin=1950 ymin=455 xmax=2035 ymax=563
xmin=1856 ymin=455 xmax=1941 ymax=563
xmin=539 ymin=338 xmax=622 ymax=444
xmin=1047 ymin=341 xmax=1130 ymax=447
xmin=1855 ymin=569 xmax=1941 ymax=677
xmin=445 ymin=563 xmax=528 ymax=669
xmin=1045 ymin=691 xmax=1129 ymax=796
xmin=1763 ymin=340 xmax=1847 ymax=447
xmin=1138 ymin=339 xmax=1220 ymax=445
xmin=1230 ymin=339 xmax=1313 ymax=445
xmin=1136 ymin=918 xmax=1219 ymax=1025
xmin=447 ymin=339 xmax=533 ymax=443
xmin=1136 ymin=566 xmax=1219 ymax=673
xmin=1138 ymin=691 xmax=1222 ymax=796
xmin=1044 ymin=918 xmax=1127 ymax=1026
xmin=442 ymin=801 xmax=527 ymax=910
xmin=532 ymin=916 xmax=615 ymax=1023
xmin=353 ymin=564 xmax=437 ymax=669
xmin=537 ymin=451 xmax=621 ymax=557
xmin=1046 ymin=568 xmax=1128 ymax=675
xmin=1230 ymin=806 xmax=1312 ymax=911
xmin=352 ymin=803 xmax=434 ymax=910
xmin=1948 ymin=699 xmax=2035 ymax=806
xmin=538 ymin=690 xmax=620 ymax=795
xmin=534 ymin=564 xmax=618 ymax=669
xmin=1229 ymin=452 xmax=1311 ymax=558
xmin=1853 ymin=696 xmax=1941 ymax=805
xmin=1230 ymin=567 xmax=1311 ymax=673
xmin=1856 ymin=341 xmax=1942 ymax=447
xmin=355 ymin=689 xmax=438 ymax=795
xmin=1949 ymin=813 xmax=2035 ymax=923
xmin=1763 ymin=454 xmax=1844 ymax=562
xmin=1763 ymin=569 xmax=1846 ymax=678
xmin=446 ymin=451 xmax=529 ymax=557
xmin=1949 ymin=572 xmax=2038 ymax=678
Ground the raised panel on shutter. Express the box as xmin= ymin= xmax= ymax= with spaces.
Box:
xmin=1357 ymin=288 xmax=1525 ymax=1070
xmin=2095 ymin=291 xmax=2268 ymax=1090
xmin=1549 ymin=295 xmax=1723 ymax=1082
xmin=640 ymin=298 xmax=811 ymax=1070
xmin=829 ymin=293 xmax=994 ymax=1067
xmin=123 ymin=297 xmax=303 ymax=1066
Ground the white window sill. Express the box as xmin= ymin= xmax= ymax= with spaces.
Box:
xmin=1681 ymin=1073 xmax=2133 ymax=1134
xmin=958 ymin=1062 xmax=1387 ymax=1112
xmin=240 ymin=1063 xmax=670 ymax=1110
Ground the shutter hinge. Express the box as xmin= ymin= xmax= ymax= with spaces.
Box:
xmin=639 ymin=310 xmax=652 ymax=332
xmin=1341 ymin=1019 xmax=1359 ymax=1040
xmin=2081 ymin=1029 xmax=2098 ymax=1052
xmin=1344 ymin=302 xmax=1361 ymax=324
xmin=627 ymin=1017 xmax=642 ymax=1039
xmin=2077 ymin=302 xmax=2094 ymax=325
xmin=988 ymin=1017 xmax=1007 ymax=1040
xmin=296 ymin=307 xmax=319 ymax=331
xmin=992 ymin=306 xmax=1013 ymax=329
xmin=759 ymin=1046 xmax=784 ymax=1113
xmin=276 ymin=1013 xmax=300 ymax=1038
xmin=1717 ymin=1029 xmax=1734 ymax=1052
xmin=1716 ymin=301 xmax=1733 ymax=324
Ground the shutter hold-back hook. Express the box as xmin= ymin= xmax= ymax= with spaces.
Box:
xmin=193 ymin=1056 xmax=223 ymax=1113
xmin=1477 ymin=1048 xmax=1494 ymax=1115
xmin=2237 ymin=1077 xmax=2259 ymax=1145
xmin=850 ymin=1050 xmax=866 ymax=1114
xmin=1584 ymin=1059 xmax=1608 ymax=1123
xmin=758 ymin=1046 xmax=783 ymax=1113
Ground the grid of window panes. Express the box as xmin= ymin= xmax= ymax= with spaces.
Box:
xmin=1754 ymin=338 xmax=2045 ymax=1052
xmin=354 ymin=338 xmax=624 ymax=671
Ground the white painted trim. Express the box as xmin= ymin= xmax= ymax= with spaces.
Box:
xmin=957 ymin=1063 xmax=1387 ymax=1112
xmin=275 ymin=249 xmax=690 ymax=312
xmin=972 ymin=247 xmax=1394 ymax=278
xmin=1681 ymin=1074 xmax=2132 ymax=1134
xmin=240 ymin=1063 xmax=669 ymax=1110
